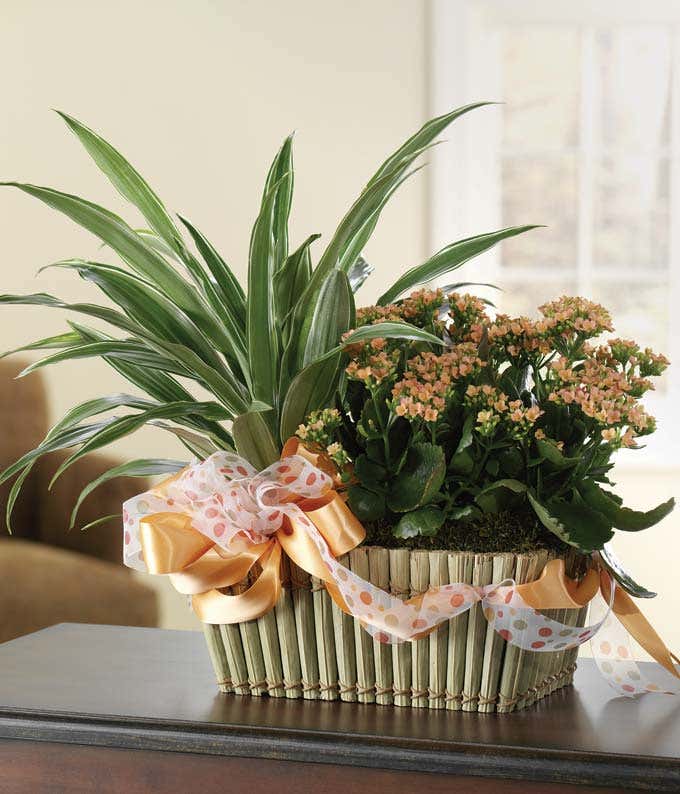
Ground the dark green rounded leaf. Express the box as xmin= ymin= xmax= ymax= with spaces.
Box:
xmin=347 ymin=486 xmax=386 ymax=522
xmin=394 ymin=507 xmax=445 ymax=539
xmin=387 ymin=442 xmax=445 ymax=513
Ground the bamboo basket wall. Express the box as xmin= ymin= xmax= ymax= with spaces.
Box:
xmin=201 ymin=548 xmax=588 ymax=713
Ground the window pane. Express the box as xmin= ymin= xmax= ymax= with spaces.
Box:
xmin=596 ymin=27 xmax=671 ymax=151
xmin=501 ymin=155 xmax=578 ymax=268
xmin=590 ymin=280 xmax=669 ymax=356
xmin=497 ymin=278 xmax=578 ymax=319
xmin=502 ymin=26 xmax=580 ymax=149
xmin=593 ymin=156 xmax=670 ymax=269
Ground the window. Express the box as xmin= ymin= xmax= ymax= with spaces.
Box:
xmin=430 ymin=0 xmax=680 ymax=462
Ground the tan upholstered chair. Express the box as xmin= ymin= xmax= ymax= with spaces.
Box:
xmin=0 ymin=358 xmax=159 ymax=643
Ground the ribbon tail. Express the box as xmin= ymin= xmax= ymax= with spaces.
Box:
xmin=191 ymin=542 xmax=282 ymax=625
xmin=601 ymin=572 xmax=680 ymax=680
xmin=515 ymin=558 xmax=600 ymax=609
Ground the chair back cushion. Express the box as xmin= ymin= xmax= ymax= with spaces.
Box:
xmin=0 ymin=358 xmax=49 ymax=539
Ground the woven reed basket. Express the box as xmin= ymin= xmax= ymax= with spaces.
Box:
xmin=201 ymin=546 xmax=587 ymax=713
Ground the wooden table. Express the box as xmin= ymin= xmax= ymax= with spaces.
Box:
xmin=0 ymin=624 xmax=678 ymax=793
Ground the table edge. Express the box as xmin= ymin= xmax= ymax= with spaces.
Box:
xmin=0 ymin=708 xmax=678 ymax=791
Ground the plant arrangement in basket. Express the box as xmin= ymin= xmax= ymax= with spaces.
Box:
xmin=0 ymin=102 xmax=673 ymax=595
xmin=296 ymin=290 xmax=674 ymax=576
xmin=2 ymin=103 xmax=678 ymax=712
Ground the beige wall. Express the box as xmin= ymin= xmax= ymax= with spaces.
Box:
xmin=2 ymin=1 xmax=678 ymax=654
xmin=1 ymin=0 xmax=428 ymax=462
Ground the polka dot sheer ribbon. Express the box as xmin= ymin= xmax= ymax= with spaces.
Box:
xmin=123 ymin=449 xmax=680 ymax=699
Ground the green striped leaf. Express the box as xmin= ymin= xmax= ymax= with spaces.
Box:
xmin=262 ymin=134 xmax=294 ymax=269
xmin=0 ymin=330 xmax=82 ymax=360
xmin=49 ymin=401 xmax=232 ymax=486
xmin=5 ymin=463 xmax=36 ymax=533
xmin=73 ymin=324 xmax=234 ymax=448
xmin=0 ymin=419 xmax=117 ymax=486
xmin=247 ymin=173 xmax=289 ymax=409
xmin=79 ymin=514 xmax=121 ymax=532
xmin=44 ymin=260 xmax=225 ymax=368
xmin=56 ymin=111 xmax=185 ymax=255
xmin=274 ymin=233 xmax=319 ymax=343
xmin=232 ymin=411 xmax=280 ymax=470
xmin=279 ymin=268 xmax=354 ymax=398
xmin=17 ymin=341 xmax=191 ymax=379
xmin=378 ymin=226 xmax=539 ymax=305
xmin=149 ymin=423 xmax=222 ymax=459
xmin=0 ymin=182 xmax=200 ymax=313
xmin=341 ymin=321 xmax=444 ymax=348
xmin=369 ymin=102 xmax=493 ymax=186
xmin=177 ymin=215 xmax=245 ymax=329
xmin=279 ymin=353 xmax=344 ymax=443
xmin=69 ymin=458 xmax=186 ymax=529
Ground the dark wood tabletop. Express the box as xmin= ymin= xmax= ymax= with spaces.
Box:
xmin=0 ymin=624 xmax=678 ymax=793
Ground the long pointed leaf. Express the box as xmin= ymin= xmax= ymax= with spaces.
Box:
xmin=368 ymin=101 xmax=493 ymax=187
xmin=284 ymin=163 xmax=425 ymax=384
xmin=149 ymin=422 xmax=223 ymax=458
xmin=274 ymin=233 xmax=319 ymax=343
xmin=5 ymin=463 xmax=35 ymax=533
xmin=79 ymin=514 xmax=121 ymax=532
xmin=232 ymin=412 xmax=280 ymax=469
xmin=45 ymin=259 xmax=225 ymax=366
xmin=18 ymin=340 xmax=191 ymax=378
xmin=378 ymin=226 xmax=539 ymax=305
xmin=333 ymin=164 xmax=426 ymax=275
xmin=73 ymin=323 xmax=234 ymax=448
xmin=56 ymin=111 xmax=185 ymax=255
xmin=279 ymin=269 xmax=354 ymax=398
xmin=0 ymin=182 xmax=200 ymax=311
xmin=49 ymin=402 xmax=232 ymax=485
xmin=0 ymin=330 xmax=82 ymax=360
xmin=177 ymin=215 xmax=245 ymax=327
xmin=69 ymin=458 xmax=186 ymax=529
xmin=247 ymin=173 xmax=289 ymax=409
xmin=0 ymin=419 xmax=117 ymax=486
xmin=263 ymin=134 xmax=294 ymax=269
xmin=279 ymin=353 xmax=344 ymax=442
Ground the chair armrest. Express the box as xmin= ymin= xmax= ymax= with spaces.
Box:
xmin=0 ymin=539 xmax=159 ymax=643
xmin=34 ymin=452 xmax=149 ymax=565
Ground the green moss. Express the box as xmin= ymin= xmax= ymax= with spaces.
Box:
xmin=364 ymin=509 xmax=569 ymax=554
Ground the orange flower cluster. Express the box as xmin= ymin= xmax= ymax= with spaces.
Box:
xmin=390 ymin=343 xmax=484 ymax=423
xmin=465 ymin=384 xmax=544 ymax=439
xmin=345 ymin=337 xmax=402 ymax=389
xmin=487 ymin=314 xmax=553 ymax=359
xmin=356 ymin=289 xmax=444 ymax=331
xmin=347 ymin=290 xmax=447 ymax=389
xmin=483 ymin=297 xmax=614 ymax=361
xmin=295 ymin=408 xmax=350 ymax=467
xmin=446 ymin=292 xmax=489 ymax=343
xmin=598 ymin=338 xmax=670 ymax=379
xmin=547 ymin=355 xmax=657 ymax=447
xmin=538 ymin=295 xmax=613 ymax=340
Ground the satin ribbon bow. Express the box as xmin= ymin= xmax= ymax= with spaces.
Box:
xmin=123 ymin=441 xmax=680 ymax=699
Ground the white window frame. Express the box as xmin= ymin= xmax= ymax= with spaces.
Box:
xmin=429 ymin=0 xmax=680 ymax=465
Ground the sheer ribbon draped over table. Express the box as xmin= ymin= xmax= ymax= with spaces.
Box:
xmin=124 ymin=440 xmax=680 ymax=699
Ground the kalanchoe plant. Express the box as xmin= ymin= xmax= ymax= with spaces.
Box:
xmin=296 ymin=290 xmax=674 ymax=586
xmin=0 ymin=104 xmax=534 ymax=531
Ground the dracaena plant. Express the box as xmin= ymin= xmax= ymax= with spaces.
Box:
xmin=294 ymin=290 xmax=674 ymax=592
xmin=0 ymin=103 xmax=533 ymax=531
